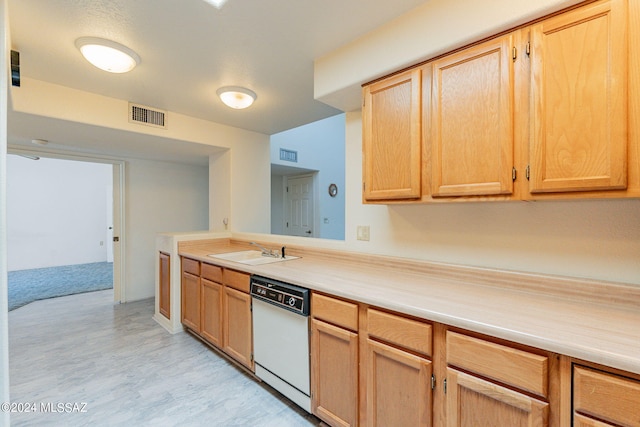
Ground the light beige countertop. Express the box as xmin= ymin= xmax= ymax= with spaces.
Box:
xmin=179 ymin=238 xmax=640 ymax=376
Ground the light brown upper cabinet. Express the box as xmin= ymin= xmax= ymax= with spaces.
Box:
xmin=431 ymin=34 xmax=515 ymax=197
xmin=362 ymin=0 xmax=639 ymax=204
xmin=529 ymin=0 xmax=627 ymax=194
xmin=363 ymin=68 xmax=422 ymax=201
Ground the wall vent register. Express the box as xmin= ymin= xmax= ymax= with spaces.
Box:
xmin=279 ymin=148 xmax=298 ymax=163
xmin=129 ymin=103 xmax=167 ymax=129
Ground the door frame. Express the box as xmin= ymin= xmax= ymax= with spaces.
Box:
xmin=7 ymin=147 xmax=126 ymax=304
xmin=283 ymin=172 xmax=319 ymax=238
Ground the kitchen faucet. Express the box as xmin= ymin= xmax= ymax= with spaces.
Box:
xmin=250 ymin=242 xmax=280 ymax=258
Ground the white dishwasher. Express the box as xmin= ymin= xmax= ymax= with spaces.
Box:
xmin=250 ymin=275 xmax=311 ymax=413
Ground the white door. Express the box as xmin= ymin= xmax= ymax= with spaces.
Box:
xmin=106 ymin=186 xmax=114 ymax=263
xmin=286 ymin=175 xmax=314 ymax=237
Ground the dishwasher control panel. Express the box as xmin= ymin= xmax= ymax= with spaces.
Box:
xmin=250 ymin=275 xmax=310 ymax=316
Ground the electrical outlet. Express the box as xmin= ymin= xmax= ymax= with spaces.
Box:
xmin=99 ymin=241 xmax=104 ymax=246
xmin=357 ymin=225 xmax=370 ymax=241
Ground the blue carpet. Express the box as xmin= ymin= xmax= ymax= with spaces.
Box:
xmin=8 ymin=262 xmax=113 ymax=311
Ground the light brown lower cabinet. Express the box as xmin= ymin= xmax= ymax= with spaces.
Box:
xmin=181 ymin=271 xmax=200 ymax=332
xmin=223 ymin=286 xmax=253 ymax=370
xmin=181 ymin=258 xmax=253 ymax=371
xmin=366 ymin=338 xmax=432 ymax=427
xmin=200 ymin=278 xmax=223 ymax=348
xmin=159 ymin=251 xmax=170 ymax=319
xmin=573 ymin=365 xmax=640 ymax=427
xmin=445 ymin=368 xmax=548 ymax=427
xmin=310 ymin=318 xmax=359 ymax=427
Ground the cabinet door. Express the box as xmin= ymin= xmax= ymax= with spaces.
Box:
xmin=431 ymin=34 xmax=514 ymax=197
xmin=363 ymin=68 xmax=422 ymax=201
xmin=310 ymin=318 xmax=358 ymax=427
xmin=223 ymin=286 xmax=253 ymax=370
xmin=446 ymin=368 xmax=548 ymax=427
xmin=367 ymin=339 xmax=432 ymax=427
xmin=181 ymin=272 xmax=200 ymax=332
xmin=159 ymin=251 xmax=170 ymax=319
xmin=530 ymin=0 xmax=627 ymax=193
xmin=201 ymin=278 xmax=223 ymax=348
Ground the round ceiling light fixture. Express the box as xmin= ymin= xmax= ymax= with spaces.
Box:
xmin=216 ymin=86 xmax=257 ymax=109
xmin=75 ymin=37 xmax=140 ymax=73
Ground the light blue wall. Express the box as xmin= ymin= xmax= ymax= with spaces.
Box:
xmin=270 ymin=114 xmax=345 ymax=240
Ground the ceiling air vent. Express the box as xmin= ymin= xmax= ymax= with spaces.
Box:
xmin=280 ymin=148 xmax=298 ymax=163
xmin=128 ymin=103 xmax=167 ymax=129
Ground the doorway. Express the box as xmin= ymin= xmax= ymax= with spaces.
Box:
xmin=6 ymin=150 xmax=124 ymax=307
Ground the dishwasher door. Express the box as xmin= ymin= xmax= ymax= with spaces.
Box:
xmin=252 ymin=297 xmax=310 ymax=409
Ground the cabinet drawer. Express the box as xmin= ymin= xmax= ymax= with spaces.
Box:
xmin=446 ymin=331 xmax=548 ymax=397
xmin=312 ymin=293 xmax=358 ymax=331
xmin=182 ymin=257 xmax=200 ymax=276
xmin=574 ymin=366 xmax=640 ymax=427
xmin=367 ymin=308 xmax=432 ymax=356
xmin=222 ymin=269 xmax=250 ymax=293
xmin=201 ymin=263 xmax=222 ymax=283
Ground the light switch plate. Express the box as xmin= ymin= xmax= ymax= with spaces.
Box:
xmin=357 ymin=225 xmax=370 ymax=241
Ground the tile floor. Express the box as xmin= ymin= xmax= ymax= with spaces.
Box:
xmin=8 ymin=290 xmax=324 ymax=426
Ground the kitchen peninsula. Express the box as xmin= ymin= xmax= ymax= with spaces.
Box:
xmin=156 ymin=231 xmax=640 ymax=427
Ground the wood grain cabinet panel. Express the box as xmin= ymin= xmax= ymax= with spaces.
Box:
xmin=181 ymin=270 xmax=201 ymax=333
xmin=182 ymin=257 xmax=200 ymax=276
xmin=530 ymin=0 xmax=628 ymax=194
xmin=366 ymin=338 xmax=432 ymax=427
xmin=311 ymin=318 xmax=359 ymax=427
xmin=223 ymin=286 xmax=253 ymax=370
xmin=201 ymin=263 xmax=222 ymax=283
xmin=201 ymin=278 xmax=223 ymax=348
xmin=223 ymin=269 xmax=250 ymax=293
xmin=573 ymin=365 xmax=640 ymax=427
xmin=363 ymin=68 xmax=422 ymax=201
xmin=367 ymin=308 xmax=432 ymax=356
xmin=312 ymin=293 xmax=358 ymax=331
xmin=446 ymin=331 xmax=548 ymax=398
xmin=446 ymin=368 xmax=549 ymax=427
xmin=574 ymin=414 xmax=616 ymax=427
xmin=431 ymin=34 xmax=515 ymax=197
xmin=159 ymin=251 xmax=170 ymax=319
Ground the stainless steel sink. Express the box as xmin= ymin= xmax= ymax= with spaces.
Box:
xmin=208 ymin=250 xmax=299 ymax=265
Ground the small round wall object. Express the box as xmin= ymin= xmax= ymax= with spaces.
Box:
xmin=328 ymin=183 xmax=338 ymax=197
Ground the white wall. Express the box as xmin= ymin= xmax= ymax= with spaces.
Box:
xmin=270 ymin=114 xmax=346 ymax=240
xmin=1 ymin=0 xmax=11 ymax=420
xmin=209 ymin=139 xmax=271 ymax=235
xmin=342 ymin=111 xmax=640 ymax=285
xmin=6 ymin=155 xmax=112 ymax=271
xmin=8 ymin=74 xmax=269 ymax=301
xmin=270 ymin=174 xmax=285 ymax=235
xmin=125 ymin=158 xmax=208 ymax=301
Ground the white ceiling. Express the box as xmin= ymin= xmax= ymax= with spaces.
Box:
xmin=8 ymin=0 xmax=427 ymax=152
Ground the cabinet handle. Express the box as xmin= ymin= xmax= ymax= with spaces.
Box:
xmin=431 ymin=374 xmax=436 ymax=390
xmin=444 ymin=378 xmax=447 ymax=394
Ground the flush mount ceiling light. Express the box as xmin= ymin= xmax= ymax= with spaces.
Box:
xmin=216 ymin=86 xmax=257 ymax=109
xmin=203 ymin=0 xmax=229 ymax=9
xmin=75 ymin=37 xmax=140 ymax=73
